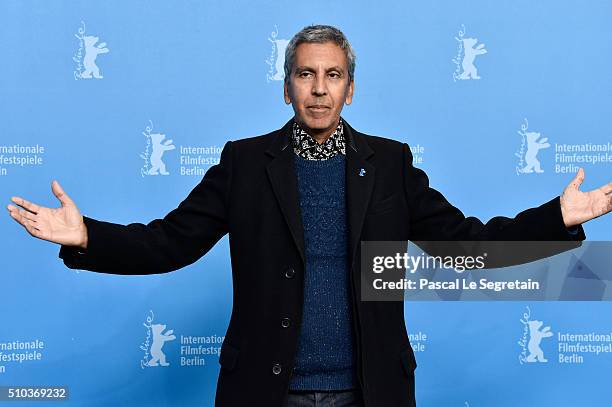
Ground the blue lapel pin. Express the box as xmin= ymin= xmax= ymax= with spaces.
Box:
xmin=359 ymin=168 xmax=366 ymax=177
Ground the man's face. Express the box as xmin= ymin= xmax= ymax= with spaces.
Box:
xmin=284 ymin=41 xmax=354 ymax=140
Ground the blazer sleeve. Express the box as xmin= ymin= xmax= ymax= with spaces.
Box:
xmin=58 ymin=140 xmax=233 ymax=274
xmin=401 ymin=143 xmax=586 ymax=242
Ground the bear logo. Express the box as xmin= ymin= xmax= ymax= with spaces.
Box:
xmin=458 ymin=38 xmax=487 ymax=80
xmin=147 ymin=133 xmax=175 ymax=175
xmin=519 ymin=132 xmax=550 ymax=174
xmin=271 ymin=38 xmax=289 ymax=81
xmin=147 ymin=324 xmax=176 ymax=367
xmin=526 ymin=320 xmax=553 ymax=363
xmin=81 ymin=35 xmax=109 ymax=79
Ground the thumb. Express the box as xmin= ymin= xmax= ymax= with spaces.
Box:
xmin=52 ymin=180 xmax=75 ymax=207
xmin=570 ymin=168 xmax=585 ymax=190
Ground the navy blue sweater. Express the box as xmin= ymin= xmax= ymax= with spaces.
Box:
xmin=289 ymin=154 xmax=357 ymax=390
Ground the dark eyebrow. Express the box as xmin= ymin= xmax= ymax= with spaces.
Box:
xmin=294 ymin=66 xmax=345 ymax=74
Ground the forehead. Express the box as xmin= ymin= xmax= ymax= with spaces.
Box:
xmin=293 ymin=41 xmax=347 ymax=69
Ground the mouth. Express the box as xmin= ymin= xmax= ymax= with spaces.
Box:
xmin=307 ymin=105 xmax=331 ymax=112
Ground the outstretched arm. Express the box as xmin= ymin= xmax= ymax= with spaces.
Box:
xmin=8 ymin=141 xmax=234 ymax=275
xmin=401 ymin=143 xmax=587 ymax=242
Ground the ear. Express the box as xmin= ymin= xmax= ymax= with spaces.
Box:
xmin=344 ymin=80 xmax=354 ymax=106
xmin=283 ymin=80 xmax=291 ymax=105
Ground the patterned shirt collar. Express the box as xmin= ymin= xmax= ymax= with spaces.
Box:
xmin=291 ymin=117 xmax=346 ymax=160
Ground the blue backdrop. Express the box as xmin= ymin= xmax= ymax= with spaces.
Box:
xmin=1 ymin=0 xmax=611 ymax=406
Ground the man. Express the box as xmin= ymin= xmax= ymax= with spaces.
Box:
xmin=7 ymin=25 xmax=611 ymax=407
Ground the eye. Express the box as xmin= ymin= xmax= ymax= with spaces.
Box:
xmin=299 ymin=71 xmax=313 ymax=78
xmin=329 ymin=72 xmax=341 ymax=79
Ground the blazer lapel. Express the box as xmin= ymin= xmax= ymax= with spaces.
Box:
xmin=344 ymin=121 xmax=376 ymax=268
xmin=265 ymin=119 xmax=306 ymax=265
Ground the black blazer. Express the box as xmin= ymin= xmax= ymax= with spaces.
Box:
xmin=59 ymin=118 xmax=585 ymax=407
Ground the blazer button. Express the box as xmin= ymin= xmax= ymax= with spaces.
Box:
xmin=272 ymin=363 xmax=282 ymax=375
xmin=284 ymin=267 xmax=295 ymax=279
xmin=281 ymin=317 xmax=291 ymax=328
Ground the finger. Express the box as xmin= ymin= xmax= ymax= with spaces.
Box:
xmin=8 ymin=203 xmax=37 ymax=224
xmin=52 ymin=180 xmax=75 ymax=207
xmin=8 ymin=206 xmax=40 ymax=235
xmin=22 ymin=218 xmax=44 ymax=239
xmin=15 ymin=206 xmax=37 ymax=222
xmin=570 ymin=168 xmax=585 ymax=190
xmin=10 ymin=196 xmax=40 ymax=214
xmin=601 ymin=182 xmax=612 ymax=195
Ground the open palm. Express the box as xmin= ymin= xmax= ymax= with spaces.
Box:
xmin=560 ymin=168 xmax=612 ymax=227
xmin=6 ymin=180 xmax=87 ymax=247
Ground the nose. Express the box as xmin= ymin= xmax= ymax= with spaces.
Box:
xmin=311 ymin=74 xmax=327 ymax=96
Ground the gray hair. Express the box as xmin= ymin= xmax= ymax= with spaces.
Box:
xmin=284 ymin=25 xmax=356 ymax=83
